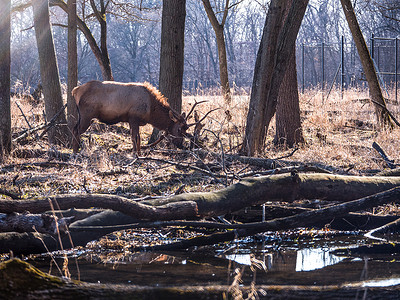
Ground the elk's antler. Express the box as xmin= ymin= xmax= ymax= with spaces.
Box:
xmin=185 ymin=100 xmax=208 ymax=121
xmin=187 ymin=107 xmax=221 ymax=127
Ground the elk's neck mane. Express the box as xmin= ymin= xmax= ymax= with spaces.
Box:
xmin=143 ymin=82 xmax=175 ymax=130
xmin=143 ymin=82 xmax=169 ymax=108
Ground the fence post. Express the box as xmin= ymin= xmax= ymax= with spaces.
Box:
xmin=396 ymin=37 xmax=398 ymax=103
xmin=321 ymin=41 xmax=325 ymax=102
xmin=341 ymin=36 xmax=345 ymax=98
xmin=371 ymin=33 xmax=375 ymax=59
xmin=302 ymin=42 xmax=305 ymax=93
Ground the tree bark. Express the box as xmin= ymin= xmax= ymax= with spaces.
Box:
xmin=0 ymin=0 xmax=11 ymax=159
xmin=158 ymin=0 xmax=186 ymax=113
xmin=340 ymin=0 xmax=391 ymax=127
xmin=32 ymin=0 xmax=68 ymax=146
xmin=0 ymin=194 xmax=198 ymax=221
xmin=0 ymin=212 xmax=73 ymax=234
xmin=274 ymin=45 xmax=304 ymax=147
xmin=242 ymin=0 xmax=308 ymax=156
xmin=202 ymin=0 xmax=232 ymax=104
xmin=67 ymin=0 xmax=78 ymax=145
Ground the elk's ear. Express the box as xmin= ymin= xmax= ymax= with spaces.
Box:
xmin=169 ymin=110 xmax=178 ymax=122
xmin=181 ymin=112 xmax=186 ymax=119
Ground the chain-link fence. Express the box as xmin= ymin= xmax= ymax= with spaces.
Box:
xmin=297 ymin=36 xmax=399 ymax=102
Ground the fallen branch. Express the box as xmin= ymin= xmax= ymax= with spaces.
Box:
xmin=0 ymin=212 xmax=73 ymax=234
xmin=195 ymin=149 xmax=343 ymax=174
xmin=365 ymin=217 xmax=400 ymax=242
xmin=372 ymin=141 xmax=396 ymax=169
xmin=0 ymin=189 xmax=21 ymax=200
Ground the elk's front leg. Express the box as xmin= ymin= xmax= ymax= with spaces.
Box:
xmin=72 ymin=116 xmax=92 ymax=153
xmin=129 ymin=121 xmax=141 ymax=156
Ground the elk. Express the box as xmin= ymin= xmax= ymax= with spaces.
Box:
xmin=71 ymin=81 xmax=194 ymax=155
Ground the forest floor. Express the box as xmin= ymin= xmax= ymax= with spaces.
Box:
xmin=4 ymin=87 xmax=400 ymax=201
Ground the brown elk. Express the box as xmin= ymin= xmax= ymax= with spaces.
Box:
xmin=71 ymin=81 xmax=193 ymax=155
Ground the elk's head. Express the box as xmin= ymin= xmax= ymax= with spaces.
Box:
xmin=167 ymin=101 xmax=219 ymax=149
xmin=168 ymin=110 xmax=189 ymax=149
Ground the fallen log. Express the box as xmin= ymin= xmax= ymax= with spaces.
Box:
xmin=1 ymin=173 xmax=400 ymax=220
xmin=0 ymin=194 xmax=198 ymax=221
xmin=143 ymin=173 xmax=400 ymax=217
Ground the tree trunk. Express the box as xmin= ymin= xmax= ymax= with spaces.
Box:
xmin=241 ymin=0 xmax=287 ymax=156
xmin=274 ymin=48 xmax=304 ymax=147
xmin=67 ymin=0 xmax=78 ymax=146
xmin=340 ymin=0 xmax=391 ymax=127
xmin=242 ymin=0 xmax=309 ymax=156
xmin=0 ymin=0 xmax=11 ymax=159
xmin=32 ymin=0 xmax=68 ymax=146
xmin=202 ymin=0 xmax=232 ymax=104
xmin=150 ymin=0 xmax=186 ymax=143
xmin=158 ymin=0 xmax=186 ymax=113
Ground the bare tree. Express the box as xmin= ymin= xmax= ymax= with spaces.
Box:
xmin=50 ymin=0 xmax=114 ymax=81
xmin=202 ymin=0 xmax=232 ymax=103
xmin=242 ymin=0 xmax=309 ymax=156
xmin=32 ymin=0 xmax=68 ymax=145
xmin=88 ymin=0 xmax=113 ymax=81
xmin=0 ymin=0 xmax=11 ymax=158
xmin=340 ymin=0 xmax=391 ymax=126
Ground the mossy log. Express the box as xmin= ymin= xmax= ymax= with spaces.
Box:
xmin=1 ymin=259 xmax=400 ymax=299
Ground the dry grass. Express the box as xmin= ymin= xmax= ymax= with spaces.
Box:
xmin=3 ymin=86 xmax=400 ymax=200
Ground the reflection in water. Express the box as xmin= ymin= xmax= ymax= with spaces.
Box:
xmin=363 ymin=277 xmax=400 ymax=287
xmin=225 ymin=254 xmax=251 ymax=266
xmin=295 ymin=248 xmax=345 ymax=272
xmin=30 ymin=234 xmax=400 ymax=287
xmin=226 ymin=247 xmax=345 ymax=272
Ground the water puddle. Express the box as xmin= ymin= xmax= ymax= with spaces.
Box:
xmin=29 ymin=233 xmax=400 ymax=288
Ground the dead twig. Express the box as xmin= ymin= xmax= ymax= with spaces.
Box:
xmin=0 ymin=161 xmax=77 ymax=173
xmin=136 ymin=156 xmax=223 ymax=183
xmin=13 ymin=124 xmax=47 ymax=143
xmin=38 ymin=104 xmax=67 ymax=139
